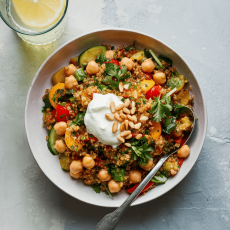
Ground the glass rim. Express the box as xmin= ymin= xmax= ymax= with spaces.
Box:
xmin=0 ymin=0 xmax=69 ymax=36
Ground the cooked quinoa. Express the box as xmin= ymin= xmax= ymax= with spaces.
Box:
xmin=42 ymin=43 xmax=194 ymax=196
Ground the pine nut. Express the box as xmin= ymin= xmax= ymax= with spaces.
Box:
xmin=132 ymin=115 xmax=137 ymax=123
xmin=135 ymin=134 xmax=142 ymax=140
xmin=140 ymin=116 xmax=148 ymax=121
xmin=105 ymin=113 xmax=114 ymax=121
xmin=119 ymin=82 xmax=124 ymax=92
xmin=123 ymin=107 xmax=130 ymax=114
xmin=120 ymin=130 xmax=131 ymax=137
xmin=130 ymin=107 xmax=136 ymax=115
xmin=125 ymin=120 xmax=129 ymax=130
xmin=124 ymin=99 xmax=130 ymax=108
xmin=129 ymin=121 xmax=135 ymax=128
xmin=125 ymin=143 xmax=131 ymax=147
xmin=117 ymin=135 xmax=125 ymax=143
xmin=125 ymin=134 xmax=132 ymax=139
xmin=127 ymin=115 xmax=133 ymax=121
xmin=132 ymin=101 xmax=135 ymax=108
xmin=120 ymin=122 xmax=125 ymax=131
xmin=120 ymin=113 xmax=127 ymax=119
xmin=135 ymin=123 xmax=141 ymax=129
xmin=116 ymin=104 xmax=124 ymax=111
xmin=110 ymin=101 xmax=116 ymax=113
xmin=112 ymin=122 xmax=118 ymax=133
xmin=114 ymin=113 xmax=123 ymax=122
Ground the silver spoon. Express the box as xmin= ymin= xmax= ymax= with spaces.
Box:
xmin=96 ymin=106 xmax=195 ymax=230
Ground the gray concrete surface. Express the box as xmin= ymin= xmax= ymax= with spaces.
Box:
xmin=0 ymin=0 xmax=229 ymax=229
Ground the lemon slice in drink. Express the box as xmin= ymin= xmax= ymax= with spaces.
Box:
xmin=12 ymin=0 xmax=66 ymax=29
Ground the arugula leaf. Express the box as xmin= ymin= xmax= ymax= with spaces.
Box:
xmin=130 ymin=137 xmax=153 ymax=166
xmin=103 ymin=184 xmax=114 ymax=198
xmin=162 ymin=117 xmax=177 ymax=134
xmin=103 ymin=63 xmax=130 ymax=89
xmin=91 ymin=183 xmax=101 ymax=193
xmin=95 ymin=52 xmax=106 ymax=64
xmin=151 ymin=171 xmax=168 ymax=184
xmin=70 ymin=111 xmax=85 ymax=126
xmin=158 ymin=54 xmax=172 ymax=65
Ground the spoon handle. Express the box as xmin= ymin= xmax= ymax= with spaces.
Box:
xmin=96 ymin=155 xmax=168 ymax=230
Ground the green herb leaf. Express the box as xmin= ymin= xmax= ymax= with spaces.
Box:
xmin=168 ymin=74 xmax=183 ymax=89
xmin=124 ymin=40 xmax=136 ymax=52
xmin=70 ymin=111 xmax=86 ymax=126
xmin=151 ymin=171 xmax=168 ymax=184
xmin=106 ymin=164 xmax=126 ymax=182
xmin=66 ymin=89 xmax=76 ymax=95
xmin=162 ymin=117 xmax=177 ymax=134
xmin=95 ymin=52 xmax=106 ymax=64
xmin=91 ymin=183 xmax=101 ymax=193
xmin=42 ymin=94 xmax=52 ymax=113
xmin=103 ymin=184 xmax=114 ymax=198
xmin=158 ymin=54 xmax=172 ymax=65
xmin=130 ymin=137 xmax=153 ymax=166
xmin=174 ymin=104 xmax=188 ymax=118
xmin=59 ymin=114 xmax=65 ymax=118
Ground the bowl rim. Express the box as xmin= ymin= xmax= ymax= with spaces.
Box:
xmin=25 ymin=28 xmax=208 ymax=207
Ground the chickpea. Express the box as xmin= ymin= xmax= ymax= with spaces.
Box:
xmin=54 ymin=139 xmax=66 ymax=153
xmin=120 ymin=57 xmax=134 ymax=71
xmin=172 ymin=128 xmax=183 ymax=138
xmin=64 ymin=64 xmax=77 ymax=76
xmin=86 ymin=61 xmax=99 ymax=75
xmin=153 ymin=72 xmax=166 ymax=85
xmin=140 ymin=159 xmax=153 ymax=171
xmin=177 ymin=145 xmax=190 ymax=158
xmin=105 ymin=50 xmax=115 ymax=59
xmin=108 ymin=179 xmax=121 ymax=193
xmin=82 ymin=155 xmax=95 ymax=169
xmin=98 ymin=169 xmax=112 ymax=182
xmin=65 ymin=75 xmax=77 ymax=89
xmin=70 ymin=160 xmax=83 ymax=174
xmin=70 ymin=171 xmax=81 ymax=179
xmin=54 ymin=122 xmax=67 ymax=135
xmin=141 ymin=59 xmax=155 ymax=73
xmin=129 ymin=170 xmax=142 ymax=183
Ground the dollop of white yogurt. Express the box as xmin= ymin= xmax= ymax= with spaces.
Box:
xmin=84 ymin=93 xmax=124 ymax=148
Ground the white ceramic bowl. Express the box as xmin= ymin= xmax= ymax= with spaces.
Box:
xmin=25 ymin=29 xmax=207 ymax=207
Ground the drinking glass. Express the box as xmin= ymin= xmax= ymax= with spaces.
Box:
xmin=0 ymin=0 xmax=68 ymax=45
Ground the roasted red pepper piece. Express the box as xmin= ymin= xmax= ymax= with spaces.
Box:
xmin=174 ymin=135 xmax=183 ymax=144
xmin=54 ymin=103 xmax=70 ymax=122
xmin=127 ymin=181 xmax=154 ymax=193
xmin=146 ymin=85 xmax=162 ymax=100
xmin=143 ymin=72 xmax=152 ymax=80
xmin=178 ymin=158 xmax=184 ymax=167
xmin=104 ymin=59 xmax=119 ymax=66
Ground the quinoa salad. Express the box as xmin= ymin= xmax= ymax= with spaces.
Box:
xmin=42 ymin=42 xmax=194 ymax=197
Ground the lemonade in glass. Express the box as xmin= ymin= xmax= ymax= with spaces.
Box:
xmin=0 ymin=0 xmax=68 ymax=45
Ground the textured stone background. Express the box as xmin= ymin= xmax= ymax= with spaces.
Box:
xmin=0 ymin=0 xmax=229 ymax=229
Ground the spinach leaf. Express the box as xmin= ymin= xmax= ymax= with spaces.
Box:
xmin=91 ymin=183 xmax=101 ymax=193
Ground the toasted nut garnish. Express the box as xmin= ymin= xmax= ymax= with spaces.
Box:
xmin=112 ymin=121 xmax=118 ymax=133
xmin=125 ymin=143 xmax=131 ymax=147
xmin=125 ymin=134 xmax=132 ymax=139
xmin=129 ymin=121 xmax=135 ymax=128
xmin=120 ymin=113 xmax=127 ymax=119
xmin=120 ymin=122 xmax=125 ymax=132
xmin=114 ymin=113 xmax=123 ymax=122
xmin=135 ymin=134 xmax=142 ymax=140
xmin=131 ymin=101 xmax=135 ymax=108
xmin=125 ymin=120 xmax=129 ymax=130
xmin=110 ymin=101 xmax=116 ymax=113
xmin=140 ymin=116 xmax=148 ymax=121
xmin=130 ymin=107 xmax=136 ymax=115
xmin=123 ymin=107 xmax=130 ymax=114
xmin=127 ymin=115 xmax=133 ymax=121
xmin=132 ymin=115 xmax=137 ymax=123
xmin=117 ymin=135 xmax=125 ymax=143
xmin=119 ymin=82 xmax=124 ymax=92
xmin=135 ymin=123 xmax=141 ymax=129
xmin=116 ymin=104 xmax=124 ymax=111
xmin=124 ymin=84 xmax=129 ymax=90
xmin=120 ymin=130 xmax=131 ymax=137
xmin=105 ymin=113 xmax=114 ymax=121
xmin=124 ymin=99 xmax=130 ymax=107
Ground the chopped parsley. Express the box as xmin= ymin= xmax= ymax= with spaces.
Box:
xmin=95 ymin=52 xmax=106 ymax=64
xmin=103 ymin=184 xmax=114 ymax=198
xmin=70 ymin=111 xmax=86 ymax=126
xmin=59 ymin=114 xmax=65 ymax=118
xmin=106 ymin=164 xmax=126 ymax=182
